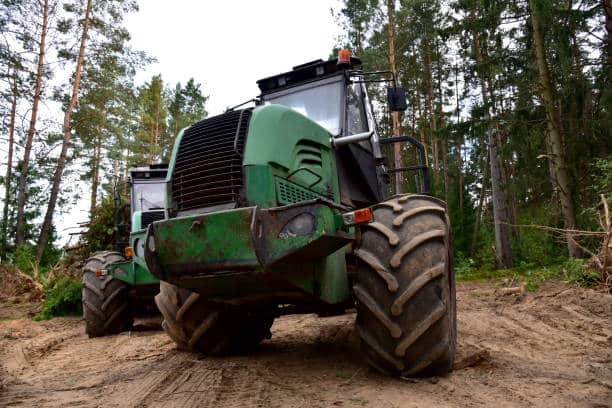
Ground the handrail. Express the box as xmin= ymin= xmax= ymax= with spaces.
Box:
xmin=380 ymin=135 xmax=431 ymax=194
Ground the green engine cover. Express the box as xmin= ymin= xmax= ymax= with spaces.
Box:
xmin=243 ymin=105 xmax=340 ymax=208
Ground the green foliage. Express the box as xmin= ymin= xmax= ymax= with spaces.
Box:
xmin=34 ymin=278 xmax=82 ymax=320
xmin=13 ymin=243 xmax=36 ymax=275
xmin=82 ymin=194 xmax=122 ymax=254
xmin=167 ymin=78 xmax=208 ymax=144
xmin=456 ymin=256 xmax=599 ymax=291
xmin=12 ymin=235 xmax=61 ymax=276
xmin=511 ymin=205 xmax=564 ymax=266
xmin=592 ymin=157 xmax=612 ymax=197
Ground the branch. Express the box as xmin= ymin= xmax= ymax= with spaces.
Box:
xmin=502 ymin=222 xmax=607 ymax=237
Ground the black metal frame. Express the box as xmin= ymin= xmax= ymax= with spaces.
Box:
xmin=379 ymin=135 xmax=431 ymax=194
xmin=347 ymin=69 xmax=397 ymax=87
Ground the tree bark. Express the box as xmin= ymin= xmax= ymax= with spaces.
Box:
xmin=415 ymin=76 xmax=426 ymax=145
xmin=36 ymin=0 xmax=92 ymax=261
xmin=471 ymin=155 xmax=488 ymax=256
xmin=15 ymin=0 xmax=49 ymax=245
xmin=458 ymin=134 xmax=464 ymax=222
xmin=455 ymin=64 xmax=464 ymax=223
xmin=472 ymin=9 xmax=513 ymax=269
xmin=1 ymin=71 xmax=18 ymax=255
xmin=604 ymin=0 xmax=612 ymax=81
xmin=442 ymin=138 xmax=449 ymax=204
xmin=424 ymin=41 xmax=437 ymax=175
xmin=529 ymin=0 xmax=580 ymax=258
xmin=89 ymin=130 xmax=102 ymax=218
xmin=436 ymin=49 xmax=447 ymax=202
xmin=387 ymin=0 xmax=404 ymax=194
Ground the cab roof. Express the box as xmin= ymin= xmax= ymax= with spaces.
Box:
xmin=129 ymin=164 xmax=168 ymax=180
xmin=257 ymin=57 xmax=362 ymax=95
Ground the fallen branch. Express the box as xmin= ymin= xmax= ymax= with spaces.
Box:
xmin=495 ymin=284 xmax=526 ymax=295
xmin=500 ymin=222 xmax=606 ymax=237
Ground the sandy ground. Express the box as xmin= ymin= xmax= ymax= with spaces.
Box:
xmin=0 ymin=281 xmax=610 ymax=408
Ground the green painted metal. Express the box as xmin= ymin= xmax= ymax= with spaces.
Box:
xmin=244 ymin=165 xmax=276 ymax=208
xmin=131 ymin=211 xmax=142 ymax=232
xmin=164 ymin=128 xmax=186 ymax=183
xmin=275 ymin=177 xmax=324 ymax=205
xmin=151 ymin=207 xmax=260 ymax=274
xmin=145 ymin=202 xmax=353 ymax=303
xmin=244 ymin=105 xmax=340 ymax=206
xmin=257 ymin=204 xmax=341 ymax=266
xmin=315 ymin=247 xmax=349 ymax=304
xmin=108 ymin=229 xmax=159 ymax=285
xmin=109 ymin=260 xmax=159 ymax=285
xmin=163 ymin=127 xmax=186 ymax=211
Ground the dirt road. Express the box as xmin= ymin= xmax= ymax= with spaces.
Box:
xmin=0 ymin=281 xmax=610 ymax=407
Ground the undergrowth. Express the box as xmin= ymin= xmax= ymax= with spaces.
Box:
xmin=6 ymin=243 xmax=84 ymax=321
xmin=455 ymin=254 xmax=600 ymax=291
xmin=34 ymin=278 xmax=82 ymax=321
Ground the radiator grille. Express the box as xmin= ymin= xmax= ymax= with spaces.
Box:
xmin=172 ymin=109 xmax=252 ymax=212
xmin=141 ymin=210 xmax=165 ymax=229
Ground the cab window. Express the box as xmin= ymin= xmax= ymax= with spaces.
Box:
xmin=346 ymin=82 xmax=369 ymax=136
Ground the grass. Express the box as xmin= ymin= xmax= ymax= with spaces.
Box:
xmin=455 ymin=257 xmax=600 ymax=291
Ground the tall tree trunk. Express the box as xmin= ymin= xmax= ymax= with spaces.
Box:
xmin=15 ymin=0 xmax=49 ymax=245
xmin=1 ymin=71 xmax=18 ymax=255
xmin=529 ymin=0 xmax=580 ymax=258
xmin=36 ymin=0 xmax=92 ymax=261
xmin=471 ymin=155 xmax=489 ymax=256
xmin=424 ymin=42 xmax=437 ymax=175
xmin=387 ymin=0 xmax=404 ymax=194
xmin=436 ymin=49 xmax=447 ymax=202
xmin=458 ymin=134 xmax=464 ymax=222
xmin=442 ymin=139 xmax=449 ymax=204
xmin=455 ymin=64 xmax=464 ymax=224
xmin=604 ymin=0 xmax=611 ymax=81
xmin=90 ymin=130 xmax=102 ymax=218
xmin=415 ymin=76 xmax=426 ymax=144
xmin=486 ymin=117 xmax=513 ymax=268
xmin=472 ymin=15 xmax=513 ymax=269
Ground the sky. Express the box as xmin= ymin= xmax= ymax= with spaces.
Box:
xmin=124 ymin=0 xmax=344 ymax=116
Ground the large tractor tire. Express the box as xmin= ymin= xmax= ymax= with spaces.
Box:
xmin=155 ymin=282 xmax=274 ymax=355
xmin=82 ymin=251 xmax=133 ymax=337
xmin=354 ymin=194 xmax=456 ymax=377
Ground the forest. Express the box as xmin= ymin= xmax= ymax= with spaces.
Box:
xmin=334 ymin=0 xmax=610 ymax=286
xmin=0 ymin=1 xmax=207 ymax=270
xmin=0 ymin=0 xmax=610 ymax=310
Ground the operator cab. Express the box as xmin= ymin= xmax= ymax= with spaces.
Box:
xmin=257 ymin=53 xmax=386 ymax=208
xmin=129 ymin=164 xmax=168 ymax=232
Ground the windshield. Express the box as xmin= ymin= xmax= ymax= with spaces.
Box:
xmin=264 ymin=79 xmax=343 ymax=135
xmin=132 ymin=182 xmax=166 ymax=213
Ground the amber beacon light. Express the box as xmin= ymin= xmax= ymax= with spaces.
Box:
xmin=338 ymin=49 xmax=350 ymax=64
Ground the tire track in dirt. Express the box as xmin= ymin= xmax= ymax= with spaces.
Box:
xmin=0 ymin=281 xmax=610 ymax=407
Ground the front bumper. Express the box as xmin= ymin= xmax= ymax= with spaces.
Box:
xmin=144 ymin=201 xmax=353 ymax=286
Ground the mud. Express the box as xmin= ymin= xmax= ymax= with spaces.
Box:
xmin=0 ymin=281 xmax=610 ymax=407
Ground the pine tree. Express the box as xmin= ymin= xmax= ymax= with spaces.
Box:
xmin=15 ymin=0 xmax=53 ymax=246
xmin=36 ymin=0 xmax=139 ymax=261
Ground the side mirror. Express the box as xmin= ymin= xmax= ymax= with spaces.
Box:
xmin=387 ymin=87 xmax=407 ymax=112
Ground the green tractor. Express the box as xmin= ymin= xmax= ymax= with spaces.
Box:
xmin=81 ymin=165 xmax=166 ymax=337
xmin=145 ymin=51 xmax=455 ymax=377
